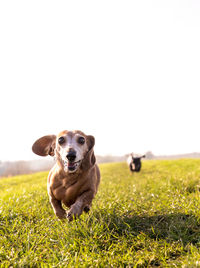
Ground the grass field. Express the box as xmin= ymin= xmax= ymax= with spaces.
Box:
xmin=1 ymin=160 xmax=200 ymax=267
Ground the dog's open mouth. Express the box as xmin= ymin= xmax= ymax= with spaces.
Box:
xmin=63 ymin=160 xmax=81 ymax=172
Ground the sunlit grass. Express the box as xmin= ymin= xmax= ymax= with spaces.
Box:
xmin=1 ymin=160 xmax=200 ymax=266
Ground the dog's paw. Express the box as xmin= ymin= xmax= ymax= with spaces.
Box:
xmin=83 ymin=205 xmax=90 ymax=213
xmin=55 ymin=211 xmax=67 ymax=220
xmin=67 ymin=203 xmax=82 ymax=222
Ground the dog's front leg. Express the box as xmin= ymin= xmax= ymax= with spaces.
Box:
xmin=49 ymin=194 xmax=66 ymax=219
xmin=67 ymin=190 xmax=94 ymax=221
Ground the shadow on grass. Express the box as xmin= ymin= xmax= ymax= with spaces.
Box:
xmin=92 ymin=210 xmax=200 ymax=246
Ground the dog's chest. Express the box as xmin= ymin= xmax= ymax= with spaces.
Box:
xmin=51 ymin=177 xmax=82 ymax=206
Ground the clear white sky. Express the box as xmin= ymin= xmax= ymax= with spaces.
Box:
xmin=0 ymin=0 xmax=200 ymax=161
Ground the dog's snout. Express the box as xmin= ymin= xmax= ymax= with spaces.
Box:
xmin=66 ymin=151 xmax=76 ymax=162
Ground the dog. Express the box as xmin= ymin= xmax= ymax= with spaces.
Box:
xmin=127 ymin=153 xmax=145 ymax=172
xmin=32 ymin=130 xmax=100 ymax=221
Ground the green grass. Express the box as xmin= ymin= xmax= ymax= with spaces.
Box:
xmin=1 ymin=160 xmax=200 ymax=267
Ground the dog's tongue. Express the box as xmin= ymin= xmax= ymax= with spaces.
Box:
xmin=68 ymin=162 xmax=75 ymax=167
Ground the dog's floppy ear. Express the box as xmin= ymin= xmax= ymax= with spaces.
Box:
xmin=32 ymin=135 xmax=56 ymax=157
xmin=138 ymin=155 xmax=145 ymax=159
xmin=81 ymin=135 xmax=96 ymax=170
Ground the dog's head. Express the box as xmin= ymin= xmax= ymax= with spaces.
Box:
xmin=32 ymin=130 xmax=96 ymax=173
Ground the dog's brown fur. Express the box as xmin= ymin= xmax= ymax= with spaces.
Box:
xmin=32 ymin=130 xmax=100 ymax=221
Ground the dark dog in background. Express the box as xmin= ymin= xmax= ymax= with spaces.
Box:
xmin=127 ymin=153 xmax=145 ymax=172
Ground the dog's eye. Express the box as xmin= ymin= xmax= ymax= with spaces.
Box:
xmin=58 ymin=136 xmax=65 ymax=145
xmin=78 ymin=136 xmax=85 ymax=145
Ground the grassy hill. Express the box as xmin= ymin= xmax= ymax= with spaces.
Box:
xmin=1 ymin=160 xmax=200 ymax=266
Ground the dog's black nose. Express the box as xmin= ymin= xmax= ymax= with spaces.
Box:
xmin=66 ymin=151 xmax=76 ymax=162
